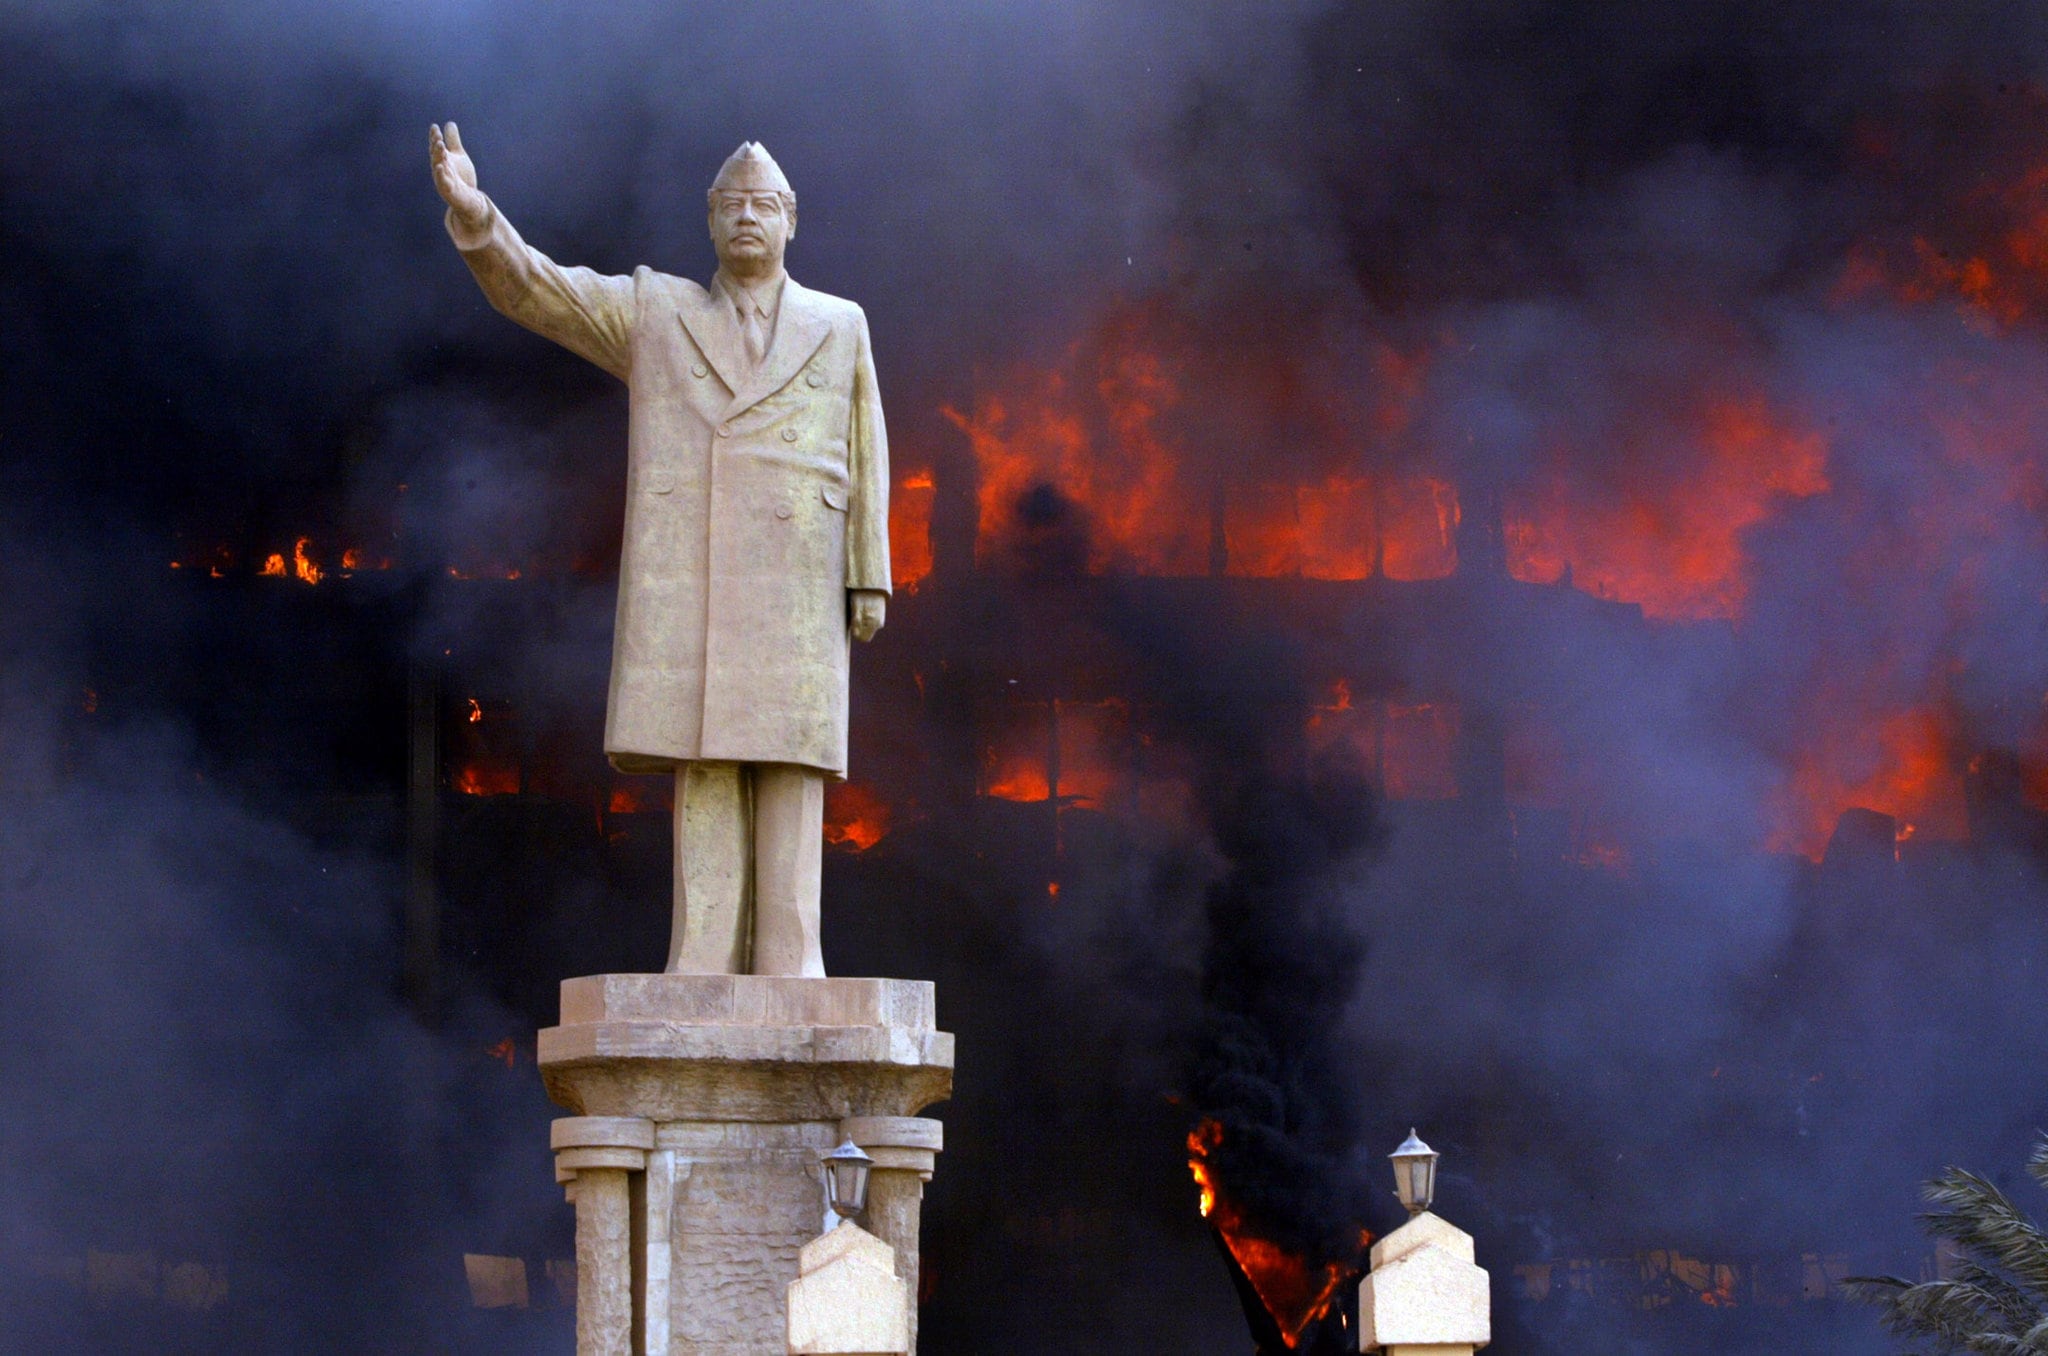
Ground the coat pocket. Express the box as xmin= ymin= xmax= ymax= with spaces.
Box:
xmin=646 ymin=469 xmax=676 ymax=494
xmin=820 ymin=483 xmax=848 ymax=511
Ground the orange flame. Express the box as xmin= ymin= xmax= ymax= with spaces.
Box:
xmin=1505 ymin=396 xmax=1830 ymax=620
xmin=452 ymin=763 xmax=520 ymax=796
xmin=892 ymin=469 xmax=936 ymax=593
xmin=258 ymin=553 xmax=286 ymax=577
xmin=1186 ymin=1118 xmax=1356 ymax=1347
xmin=824 ymin=781 xmax=893 ymax=852
xmin=291 ymin=537 xmax=323 ymax=585
xmin=1769 ymin=708 xmax=1967 ymax=859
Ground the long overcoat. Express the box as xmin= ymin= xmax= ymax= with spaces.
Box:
xmin=450 ymin=202 xmax=890 ymax=777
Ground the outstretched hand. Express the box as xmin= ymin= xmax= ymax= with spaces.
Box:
xmin=429 ymin=122 xmax=489 ymax=230
xmin=850 ymin=590 xmax=886 ymax=643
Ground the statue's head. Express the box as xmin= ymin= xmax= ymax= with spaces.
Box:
xmin=707 ymin=142 xmax=795 ymax=277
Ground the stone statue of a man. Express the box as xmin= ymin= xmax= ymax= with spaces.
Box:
xmin=430 ymin=124 xmax=889 ymax=979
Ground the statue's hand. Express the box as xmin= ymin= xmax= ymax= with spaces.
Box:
xmin=429 ymin=122 xmax=489 ymax=231
xmin=850 ymin=590 xmax=886 ymax=643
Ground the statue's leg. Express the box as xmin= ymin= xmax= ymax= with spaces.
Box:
xmin=667 ymin=761 xmax=751 ymax=974
xmin=749 ymin=763 xmax=825 ymax=978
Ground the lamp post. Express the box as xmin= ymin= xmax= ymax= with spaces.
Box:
xmin=1390 ymin=1130 xmax=1439 ymax=1218
xmin=1361 ymin=1130 xmax=1488 ymax=1354
xmin=821 ymin=1140 xmax=874 ymax=1226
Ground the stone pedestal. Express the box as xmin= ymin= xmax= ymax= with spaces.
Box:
xmin=1358 ymin=1212 xmax=1490 ymax=1355
xmin=540 ymin=975 xmax=953 ymax=1356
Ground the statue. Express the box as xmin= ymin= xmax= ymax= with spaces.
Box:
xmin=430 ymin=124 xmax=890 ymax=979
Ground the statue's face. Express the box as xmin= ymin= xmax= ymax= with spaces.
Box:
xmin=709 ymin=189 xmax=793 ymax=273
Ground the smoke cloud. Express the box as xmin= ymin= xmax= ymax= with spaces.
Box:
xmin=10 ymin=1 xmax=2048 ymax=1352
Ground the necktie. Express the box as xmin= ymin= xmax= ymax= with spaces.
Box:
xmin=738 ymin=300 xmax=766 ymax=371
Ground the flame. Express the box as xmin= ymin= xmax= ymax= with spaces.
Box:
xmin=951 ymin=306 xmax=1207 ymax=575
xmin=1186 ymin=1118 xmax=1356 ymax=1347
xmin=466 ymin=698 xmax=483 ymax=724
xmin=892 ymin=469 xmax=936 ymax=593
xmin=452 ymin=763 xmax=520 ymax=796
xmin=291 ymin=538 xmax=322 ymax=585
xmin=486 ymin=1038 xmax=516 ymax=1069
xmin=1831 ymin=121 xmax=2048 ymax=330
xmin=824 ymin=781 xmax=893 ymax=851
xmin=258 ymin=553 xmax=285 ymax=577
xmin=980 ymin=701 xmax=1125 ymax=806
xmin=1769 ymin=708 xmax=1966 ymax=859
xmin=1505 ymin=396 xmax=1830 ymax=620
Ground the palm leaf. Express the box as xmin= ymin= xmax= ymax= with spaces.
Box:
xmin=1921 ymin=1169 xmax=2048 ymax=1305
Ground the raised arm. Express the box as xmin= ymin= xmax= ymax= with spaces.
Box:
xmin=430 ymin=122 xmax=633 ymax=381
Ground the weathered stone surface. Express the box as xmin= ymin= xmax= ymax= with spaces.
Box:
xmin=430 ymin=128 xmax=890 ymax=979
xmin=1359 ymin=1214 xmax=1490 ymax=1352
xmin=575 ymin=1167 xmax=634 ymax=1356
xmin=1370 ymin=1211 xmax=1474 ymax=1269
xmin=541 ymin=976 xmax=954 ymax=1124
xmin=786 ymin=1224 xmax=909 ymax=1355
xmin=541 ymin=975 xmax=950 ymax=1355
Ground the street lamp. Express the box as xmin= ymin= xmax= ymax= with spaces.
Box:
xmin=821 ymin=1140 xmax=874 ymax=1225
xmin=1390 ymin=1129 xmax=1439 ymax=1217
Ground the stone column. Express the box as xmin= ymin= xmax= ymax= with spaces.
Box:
xmin=1358 ymin=1211 xmax=1490 ymax=1355
xmin=840 ymin=1116 xmax=941 ymax=1355
xmin=540 ymin=975 xmax=953 ymax=1356
xmin=552 ymin=1115 xmax=654 ymax=1356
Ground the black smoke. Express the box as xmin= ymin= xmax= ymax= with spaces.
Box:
xmin=10 ymin=2 xmax=2048 ymax=1353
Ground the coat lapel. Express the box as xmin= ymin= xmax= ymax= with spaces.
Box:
xmin=675 ymin=284 xmax=746 ymax=396
xmin=722 ymin=277 xmax=831 ymax=420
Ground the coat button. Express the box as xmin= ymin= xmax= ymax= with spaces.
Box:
xmin=805 ymin=372 xmax=824 ymax=388
xmin=692 ymin=363 xmax=708 ymax=378
xmin=781 ymin=428 xmax=799 ymax=442
xmin=775 ymin=505 xmax=793 ymax=519
xmin=717 ymin=424 xmax=732 ymax=437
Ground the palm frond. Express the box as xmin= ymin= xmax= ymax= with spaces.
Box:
xmin=2027 ymin=1137 xmax=2048 ymax=1196
xmin=1921 ymin=1169 xmax=2048 ymax=1305
xmin=1847 ymin=1276 xmax=2014 ymax=1352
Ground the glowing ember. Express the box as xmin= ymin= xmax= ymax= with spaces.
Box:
xmin=452 ymin=763 xmax=519 ymax=796
xmin=466 ymin=698 xmax=483 ymax=724
xmin=824 ymin=781 xmax=892 ymax=851
xmin=1186 ymin=1118 xmax=1356 ymax=1347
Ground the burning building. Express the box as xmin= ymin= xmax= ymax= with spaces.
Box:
xmin=17 ymin=4 xmax=2048 ymax=1355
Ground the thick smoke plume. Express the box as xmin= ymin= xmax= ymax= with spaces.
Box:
xmin=10 ymin=2 xmax=2048 ymax=1353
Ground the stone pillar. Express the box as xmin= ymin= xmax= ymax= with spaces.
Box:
xmin=540 ymin=975 xmax=953 ymax=1356
xmin=1358 ymin=1211 xmax=1490 ymax=1355
xmin=840 ymin=1116 xmax=941 ymax=1354
xmin=552 ymin=1116 xmax=654 ymax=1356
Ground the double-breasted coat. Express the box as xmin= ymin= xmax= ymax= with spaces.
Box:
xmin=450 ymin=201 xmax=890 ymax=777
